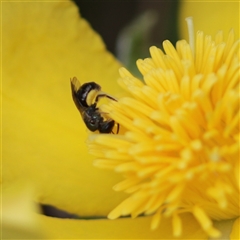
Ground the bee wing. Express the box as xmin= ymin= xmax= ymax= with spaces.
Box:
xmin=70 ymin=77 xmax=85 ymax=113
xmin=70 ymin=77 xmax=81 ymax=92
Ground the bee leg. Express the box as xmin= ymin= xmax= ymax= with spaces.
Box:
xmin=115 ymin=123 xmax=120 ymax=134
xmin=95 ymin=92 xmax=117 ymax=103
xmin=110 ymin=123 xmax=119 ymax=134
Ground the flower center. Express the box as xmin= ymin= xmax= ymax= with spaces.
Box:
xmin=88 ymin=28 xmax=239 ymax=238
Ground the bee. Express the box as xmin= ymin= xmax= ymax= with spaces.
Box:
xmin=70 ymin=77 xmax=119 ymax=134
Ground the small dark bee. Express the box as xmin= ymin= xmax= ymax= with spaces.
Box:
xmin=70 ymin=77 xmax=119 ymax=134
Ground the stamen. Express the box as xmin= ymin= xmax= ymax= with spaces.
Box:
xmin=89 ymin=28 xmax=239 ymax=238
xmin=172 ymin=213 xmax=182 ymax=237
xmin=185 ymin=17 xmax=195 ymax=56
xmin=151 ymin=211 xmax=162 ymax=230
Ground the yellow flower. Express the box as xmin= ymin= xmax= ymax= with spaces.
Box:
xmin=89 ymin=20 xmax=240 ymax=238
xmin=2 ymin=0 xmax=239 ymax=239
xmin=2 ymin=1 xmax=202 ymax=239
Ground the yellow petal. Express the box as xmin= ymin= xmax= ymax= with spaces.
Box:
xmin=2 ymin=182 xmax=207 ymax=239
xmin=2 ymin=0 xmax=124 ymax=216
xmin=179 ymin=2 xmax=239 ymax=39
xmin=230 ymin=217 xmax=240 ymax=240
xmin=2 ymin=182 xmax=45 ymax=239
xmin=39 ymin=213 xmax=208 ymax=239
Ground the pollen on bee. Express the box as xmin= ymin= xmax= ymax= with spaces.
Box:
xmin=86 ymin=89 xmax=99 ymax=106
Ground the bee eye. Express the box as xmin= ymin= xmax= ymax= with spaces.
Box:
xmin=85 ymin=117 xmax=99 ymax=131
